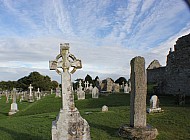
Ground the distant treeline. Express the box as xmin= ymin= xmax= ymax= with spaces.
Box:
xmin=0 ymin=71 xmax=58 ymax=91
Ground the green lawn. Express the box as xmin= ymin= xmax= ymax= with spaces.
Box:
xmin=0 ymin=93 xmax=190 ymax=140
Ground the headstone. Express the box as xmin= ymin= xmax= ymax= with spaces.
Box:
xmin=28 ymin=84 xmax=34 ymax=103
xmin=89 ymin=83 xmax=93 ymax=93
xmin=51 ymin=89 xmax=53 ymax=94
xmin=20 ymin=92 xmax=24 ymax=102
xmin=5 ymin=91 xmax=9 ymax=103
xmin=86 ymin=81 xmax=89 ymax=90
xmin=36 ymin=88 xmax=41 ymax=100
xmin=102 ymin=105 xmax=108 ymax=112
xmin=92 ymin=86 xmax=99 ymax=98
xmin=9 ymin=88 xmax=19 ymax=115
xmin=84 ymin=81 xmax=87 ymax=90
xmin=124 ymin=84 xmax=129 ymax=93
xmin=107 ymin=78 xmax=113 ymax=92
xmin=55 ymin=86 xmax=61 ymax=97
xmin=77 ymin=80 xmax=85 ymax=100
xmin=122 ymin=81 xmax=125 ymax=89
xmin=119 ymin=56 xmax=158 ymax=139
xmin=50 ymin=43 xmax=90 ymax=140
xmin=147 ymin=95 xmax=162 ymax=113
xmin=113 ymin=83 xmax=120 ymax=93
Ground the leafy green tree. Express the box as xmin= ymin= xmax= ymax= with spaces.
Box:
xmin=51 ymin=80 xmax=59 ymax=90
xmin=115 ymin=77 xmax=127 ymax=85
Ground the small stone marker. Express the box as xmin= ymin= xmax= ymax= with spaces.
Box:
xmin=36 ymin=88 xmax=41 ymax=100
xmin=9 ymin=88 xmax=19 ymax=115
xmin=147 ymin=95 xmax=162 ymax=113
xmin=89 ymin=83 xmax=93 ymax=93
xmin=92 ymin=86 xmax=99 ymax=98
xmin=5 ymin=91 xmax=9 ymax=103
xmin=77 ymin=80 xmax=85 ymax=100
xmin=102 ymin=105 xmax=108 ymax=112
xmin=124 ymin=84 xmax=129 ymax=93
xmin=119 ymin=56 xmax=158 ymax=140
xmin=114 ymin=83 xmax=120 ymax=93
xmin=55 ymin=86 xmax=61 ymax=97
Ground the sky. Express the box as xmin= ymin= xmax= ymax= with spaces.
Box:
xmin=0 ymin=0 xmax=190 ymax=83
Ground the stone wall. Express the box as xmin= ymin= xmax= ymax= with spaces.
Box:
xmin=164 ymin=34 xmax=190 ymax=95
xmin=147 ymin=33 xmax=190 ymax=95
xmin=147 ymin=64 xmax=166 ymax=84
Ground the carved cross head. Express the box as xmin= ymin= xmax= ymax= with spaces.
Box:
xmin=49 ymin=43 xmax=82 ymax=75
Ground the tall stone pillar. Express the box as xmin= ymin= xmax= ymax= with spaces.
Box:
xmin=130 ymin=56 xmax=146 ymax=127
xmin=118 ymin=56 xmax=158 ymax=140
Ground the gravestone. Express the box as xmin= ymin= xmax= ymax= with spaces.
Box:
xmin=20 ymin=92 xmax=24 ymax=102
xmin=89 ymin=83 xmax=93 ymax=93
xmin=9 ymin=88 xmax=19 ymax=115
xmin=147 ymin=95 xmax=162 ymax=113
xmin=28 ymin=84 xmax=34 ymax=103
xmin=124 ymin=84 xmax=129 ymax=93
xmin=113 ymin=83 xmax=120 ymax=93
xmin=77 ymin=80 xmax=85 ymax=100
xmin=36 ymin=88 xmax=41 ymax=100
xmin=55 ymin=86 xmax=61 ymax=97
xmin=5 ymin=91 xmax=9 ymax=103
xmin=119 ymin=56 xmax=158 ymax=140
xmin=50 ymin=43 xmax=90 ymax=140
xmin=92 ymin=86 xmax=99 ymax=98
xmin=102 ymin=105 xmax=108 ymax=112
xmin=86 ymin=81 xmax=89 ymax=90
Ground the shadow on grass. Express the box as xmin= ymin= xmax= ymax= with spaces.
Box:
xmin=0 ymin=112 xmax=8 ymax=116
xmin=0 ymin=127 xmax=47 ymax=140
xmin=90 ymin=122 xmax=120 ymax=139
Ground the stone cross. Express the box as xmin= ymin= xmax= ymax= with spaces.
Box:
xmin=49 ymin=43 xmax=90 ymax=139
xmin=87 ymin=81 xmax=89 ymax=89
xmin=49 ymin=43 xmax=82 ymax=110
xmin=130 ymin=56 xmax=146 ymax=127
xmin=28 ymin=84 xmax=33 ymax=97
xmin=84 ymin=81 xmax=87 ymax=89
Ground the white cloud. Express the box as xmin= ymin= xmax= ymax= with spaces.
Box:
xmin=0 ymin=0 xmax=189 ymax=82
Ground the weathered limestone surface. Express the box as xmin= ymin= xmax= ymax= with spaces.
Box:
xmin=119 ymin=56 xmax=158 ymax=140
xmin=130 ymin=56 xmax=146 ymax=127
xmin=50 ymin=43 xmax=90 ymax=140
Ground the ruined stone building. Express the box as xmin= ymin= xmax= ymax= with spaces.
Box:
xmin=147 ymin=33 xmax=190 ymax=95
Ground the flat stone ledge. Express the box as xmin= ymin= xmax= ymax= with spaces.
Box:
xmin=118 ymin=124 xmax=158 ymax=140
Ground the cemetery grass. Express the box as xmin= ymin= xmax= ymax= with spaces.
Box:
xmin=0 ymin=94 xmax=190 ymax=140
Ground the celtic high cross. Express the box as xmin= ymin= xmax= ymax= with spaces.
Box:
xmin=49 ymin=43 xmax=82 ymax=110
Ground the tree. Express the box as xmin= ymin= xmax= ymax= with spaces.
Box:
xmin=85 ymin=74 xmax=93 ymax=83
xmin=51 ymin=80 xmax=59 ymax=90
xmin=115 ymin=77 xmax=127 ymax=85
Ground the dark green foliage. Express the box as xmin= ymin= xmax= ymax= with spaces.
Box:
xmin=0 ymin=71 xmax=59 ymax=91
xmin=51 ymin=80 xmax=59 ymax=90
xmin=115 ymin=77 xmax=127 ymax=85
xmin=85 ymin=74 xmax=93 ymax=83
xmin=0 ymin=81 xmax=18 ymax=91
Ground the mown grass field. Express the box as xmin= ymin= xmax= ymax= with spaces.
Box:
xmin=0 ymin=93 xmax=190 ymax=140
